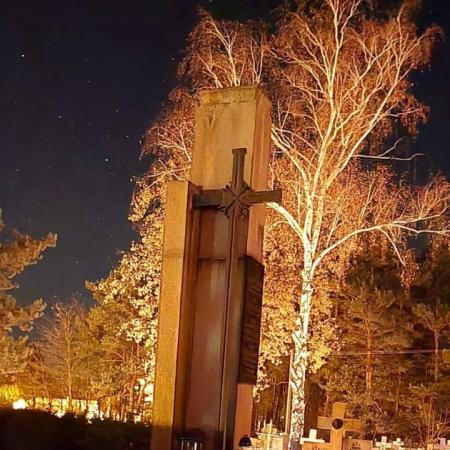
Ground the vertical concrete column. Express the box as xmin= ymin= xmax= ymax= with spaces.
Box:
xmin=151 ymin=181 xmax=200 ymax=450
xmin=189 ymin=86 xmax=272 ymax=449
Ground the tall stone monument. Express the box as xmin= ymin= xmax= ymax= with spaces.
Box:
xmin=150 ymin=86 xmax=279 ymax=450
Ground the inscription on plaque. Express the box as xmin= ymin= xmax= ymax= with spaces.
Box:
xmin=238 ymin=256 xmax=264 ymax=385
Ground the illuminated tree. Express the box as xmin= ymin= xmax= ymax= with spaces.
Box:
xmin=0 ymin=211 xmax=55 ymax=381
xmin=86 ymin=242 xmax=158 ymax=420
xmin=399 ymin=384 xmax=450 ymax=446
xmin=17 ymin=343 xmax=52 ymax=408
xmin=321 ymin=246 xmax=413 ymax=434
xmin=412 ymin=240 xmax=450 ymax=382
xmin=396 ymin=243 xmax=450 ymax=444
xmin=266 ymin=2 xmax=448 ymax=440
xmin=38 ymin=300 xmax=86 ymax=411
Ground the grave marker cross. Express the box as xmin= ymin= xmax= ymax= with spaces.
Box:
xmin=317 ymin=403 xmax=362 ymax=450
xmin=375 ymin=436 xmax=392 ymax=450
xmin=392 ymin=438 xmax=405 ymax=450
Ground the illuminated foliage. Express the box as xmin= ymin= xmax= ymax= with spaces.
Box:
xmin=320 ymin=242 xmax=450 ymax=443
xmin=86 ymin=267 xmax=157 ymax=420
xmin=0 ymin=211 xmax=55 ymax=382
xmin=37 ymin=300 xmax=86 ymax=411
xmin=320 ymin=246 xmax=413 ymax=433
xmin=412 ymin=239 xmax=450 ymax=382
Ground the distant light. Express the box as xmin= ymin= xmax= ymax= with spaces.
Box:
xmin=13 ymin=399 xmax=27 ymax=410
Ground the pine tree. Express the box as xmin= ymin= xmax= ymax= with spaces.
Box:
xmin=0 ymin=211 xmax=56 ymax=381
xmin=321 ymin=246 xmax=413 ymax=435
xmin=412 ymin=241 xmax=450 ymax=382
xmin=397 ymin=238 xmax=450 ymax=443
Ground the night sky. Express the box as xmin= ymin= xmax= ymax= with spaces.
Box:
xmin=1 ymin=0 xmax=449 ymax=307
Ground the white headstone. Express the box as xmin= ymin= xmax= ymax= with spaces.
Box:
xmin=392 ymin=438 xmax=404 ymax=450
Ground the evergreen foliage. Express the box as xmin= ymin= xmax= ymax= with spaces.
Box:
xmin=0 ymin=212 xmax=55 ymax=381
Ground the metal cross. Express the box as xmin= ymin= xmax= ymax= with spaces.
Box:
xmin=193 ymin=147 xmax=281 ymax=450
xmin=193 ymin=147 xmax=282 ymax=215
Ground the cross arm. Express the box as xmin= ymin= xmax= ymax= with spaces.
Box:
xmin=242 ymin=189 xmax=282 ymax=205
xmin=192 ymin=189 xmax=223 ymax=208
xmin=193 ymin=188 xmax=282 ymax=209
xmin=317 ymin=417 xmax=333 ymax=430
xmin=317 ymin=417 xmax=361 ymax=433
xmin=343 ymin=419 xmax=362 ymax=433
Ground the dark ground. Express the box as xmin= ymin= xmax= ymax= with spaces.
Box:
xmin=0 ymin=409 xmax=150 ymax=450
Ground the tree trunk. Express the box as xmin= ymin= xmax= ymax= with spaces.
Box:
xmin=366 ymin=333 xmax=373 ymax=399
xmin=136 ymin=382 xmax=147 ymax=416
xmin=129 ymin=373 xmax=137 ymax=415
xmin=68 ymin=382 xmax=73 ymax=412
xmin=394 ymin=367 xmax=401 ymax=414
xmin=289 ymin=281 xmax=312 ymax=448
xmin=433 ymin=330 xmax=439 ymax=382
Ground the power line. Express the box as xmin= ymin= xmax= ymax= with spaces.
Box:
xmin=333 ymin=348 xmax=450 ymax=357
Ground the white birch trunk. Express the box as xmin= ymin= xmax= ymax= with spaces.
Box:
xmin=289 ymin=277 xmax=313 ymax=448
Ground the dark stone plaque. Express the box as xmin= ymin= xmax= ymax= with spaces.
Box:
xmin=238 ymin=256 xmax=264 ymax=385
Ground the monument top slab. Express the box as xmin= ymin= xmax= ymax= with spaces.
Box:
xmin=198 ymin=85 xmax=270 ymax=106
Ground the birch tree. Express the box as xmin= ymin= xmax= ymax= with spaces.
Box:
xmin=39 ymin=300 xmax=85 ymax=411
xmin=266 ymin=2 xmax=448 ymax=442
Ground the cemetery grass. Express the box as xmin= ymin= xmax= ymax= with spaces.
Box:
xmin=0 ymin=409 xmax=150 ymax=450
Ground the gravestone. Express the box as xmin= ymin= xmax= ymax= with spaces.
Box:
xmin=375 ymin=436 xmax=392 ymax=450
xmin=257 ymin=421 xmax=289 ymax=450
xmin=150 ymin=86 xmax=280 ymax=450
xmin=392 ymin=438 xmax=405 ymax=450
xmin=317 ymin=403 xmax=362 ymax=450
xmin=344 ymin=440 xmax=372 ymax=450
xmin=303 ymin=403 xmax=366 ymax=450
xmin=301 ymin=429 xmax=325 ymax=444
